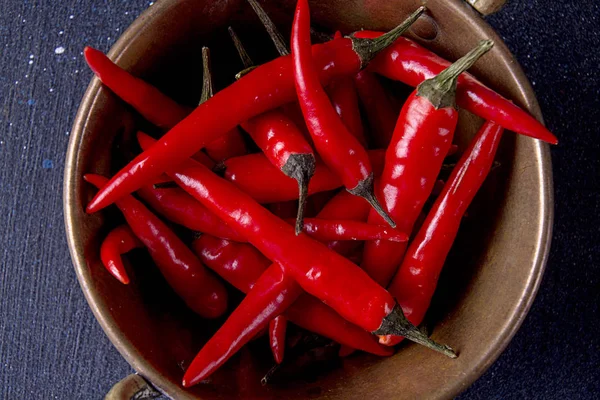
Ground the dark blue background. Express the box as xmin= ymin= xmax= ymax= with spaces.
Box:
xmin=0 ymin=1 xmax=598 ymax=398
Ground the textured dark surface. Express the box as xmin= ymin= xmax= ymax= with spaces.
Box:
xmin=0 ymin=0 xmax=598 ymax=399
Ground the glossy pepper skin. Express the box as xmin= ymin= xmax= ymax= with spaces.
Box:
xmin=83 ymin=46 xmax=188 ymax=130
xmin=86 ymin=8 xmax=426 ymax=213
xmin=182 ymin=263 xmax=300 ymax=387
xmin=384 ymin=121 xmax=504 ymax=346
xmin=361 ymin=40 xmax=493 ymax=287
xmin=223 ymin=150 xmax=385 ymax=203
xmin=328 ymin=76 xmax=367 ymax=147
xmin=354 ymin=70 xmax=398 ymax=148
xmin=192 ymin=235 xmax=393 ymax=355
xmin=285 ymin=218 xmax=408 ymax=243
xmin=137 ymin=132 xmax=454 ymax=360
xmin=269 ymin=315 xmax=287 ymax=364
xmin=242 ymin=109 xmax=315 ymax=234
xmin=84 ymin=174 xmax=228 ymax=319
xmin=353 ymin=31 xmax=558 ymax=145
xmin=100 ymin=224 xmax=143 ymax=284
xmin=136 ymin=184 xmax=245 ymax=242
xmin=292 ymin=0 xmax=395 ymax=227
xmin=83 ymin=48 xmax=245 ymax=163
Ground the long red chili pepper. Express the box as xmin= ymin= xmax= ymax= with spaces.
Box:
xmin=353 ymin=30 xmax=558 ymax=145
xmin=328 ymin=32 xmax=367 ymax=147
xmin=136 ymin=184 xmax=246 ymax=242
xmin=292 ymin=0 xmax=395 ymax=228
xmin=83 ymin=46 xmax=188 ymax=130
xmin=84 ymin=174 xmax=228 ymax=319
xmin=242 ymin=110 xmax=315 ymax=235
xmin=354 ymin=70 xmax=398 ymax=148
xmin=198 ymin=47 xmax=248 ymax=162
xmin=192 ymin=236 xmax=392 ymax=355
xmin=136 ymin=132 xmax=454 ymax=357
xmin=182 ymin=262 xmax=300 ymax=387
xmin=85 ymin=8 xmax=426 ymax=213
xmin=383 ymin=121 xmax=504 ymax=346
xmin=285 ymin=218 xmax=407 ymax=243
xmin=361 ymin=40 xmax=494 ymax=287
xmin=222 ymin=149 xmax=385 ymax=203
xmin=100 ymin=224 xmax=143 ymax=284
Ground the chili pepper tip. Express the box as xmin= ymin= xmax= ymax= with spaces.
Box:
xmin=350 ymin=6 xmax=426 ymax=68
xmin=347 ymin=174 xmax=396 ymax=228
xmin=373 ymin=305 xmax=457 ymax=359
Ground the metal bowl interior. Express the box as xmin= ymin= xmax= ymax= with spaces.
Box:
xmin=64 ymin=0 xmax=553 ymax=398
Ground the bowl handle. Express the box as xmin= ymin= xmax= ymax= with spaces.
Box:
xmin=465 ymin=0 xmax=507 ymax=15
xmin=105 ymin=374 xmax=162 ymax=400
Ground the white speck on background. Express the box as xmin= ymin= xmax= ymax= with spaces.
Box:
xmin=55 ymin=46 xmax=65 ymax=54
xmin=28 ymin=60 xmax=33 ymax=65
xmin=49 ymin=88 xmax=54 ymax=92
xmin=59 ymin=30 xmax=64 ymax=35
xmin=65 ymin=131 xmax=70 ymax=136
xmin=149 ymin=1 xmax=154 ymax=5
xmin=29 ymin=54 xmax=34 ymax=59
xmin=69 ymin=15 xmax=74 ymax=19
xmin=14 ymin=81 xmax=18 ymax=85
xmin=22 ymin=19 xmax=26 ymax=23
xmin=25 ymin=74 xmax=29 ymax=78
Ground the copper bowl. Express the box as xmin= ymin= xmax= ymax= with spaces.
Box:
xmin=64 ymin=0 xmax=553 ymax=398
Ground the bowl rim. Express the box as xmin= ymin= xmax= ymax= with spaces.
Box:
xmin=63 ymin=0 xmax=554 ymax=398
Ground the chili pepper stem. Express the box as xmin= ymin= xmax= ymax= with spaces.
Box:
xmin=373 ymin=305 xmax=457 ymax=358
xmin=351 ymin=6 xmax=426 ymax=68
xmin=417 ymin=40 xmax=494 ymax=109
xmin=247 ymin=0 xmax=290 ymax=56
xmin=281 ymin=153 xmax=316 ymax=235
xmin=347 ymin=174 xmax=396 ymax=228
xmin=200 ymin=47 xmax=213 ymax=104
xmin=229 ymin=26 xmax=257 ymax=79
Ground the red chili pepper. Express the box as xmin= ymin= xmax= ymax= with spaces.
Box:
xmin=198 ymin=47 xmax=248 ymax=162
xmin=192 ymin=235 xmax=392 ymax=355
xmin=242 ymin=110 xmax=315 ymax=234
xmin=383 ymin=121 xmax=504 ymax=346
xmin=361 ymin=40 xmax=494 ymax=287
xmin=83 ymin=46 xmax=188 ymax=130
xmin=222 ymin=149 xmax=385 ymax=203
xmin=84 ymin=174 xmax=228 ymax=319
xmin=285 ymin=218 xmax=408 ymax=243
xmin=353 ymin=31 xmax=558 ymax=145
xmin=100 ymin=224 xmax=143 ymax=284
xmin=328 ymin=32 xmax=367 ymax=147
xmin=291 ymin=0 xmax=395 ymax=228
xmin=354 ymin=70 xmax=398 ymax=148
xmin=85 ymin=7 xmax=426 ymax=213
xmin=304 ymin=190 xmax=336 ymax=217
xmin=136 ymin=184 xmax=246 ymax=242
xmin=182 ymin=262 xmax=300 ymax=387
xmin=269 ymin=315 xmax=287 ymax=364
xmin=136 ymin=132 xmax=454 ymax=357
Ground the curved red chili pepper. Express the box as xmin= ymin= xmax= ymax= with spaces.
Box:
xmin=222 ymin=150 xmax=385 ymax=203
xmin=362 ymin=40 xmax=494 ymax=287
xmin=86 ymin=7 xmax=426 ymax=213
xmin=383 ymin=121 xmax=504 ymax=346
xmin=136 ymin=132 xmax=454 ymax=358
xmin=83 ymin=46 xmax=188 ymax=130
xmin=83 ymin=47 xmax=244 ymax=163
xmin=269 ymin=315 xmax=287 ymax=364
xmin=136 ymin=184 xmax=246 ymax=242
xmin=242 ymin=110 xmax=315 ymax=234
xmin=285 ymin=218 xmax=408 ymax=243
xmin=84 ymin=174 xmax=228 ymax=319
xmin=182 ymin=263 xmax=299 ymax=387
xmin=100 ymin=224 xmax=143 ymax=284
xmin=353 ymin=31 xmax=558 ymax=145
xmin=192 ymin=235 xmax=393 ymax=356
xmin=291 ymin=0 xmax=395 ymax=228
xmin=354 ymin=70 xmax=398 ymax=148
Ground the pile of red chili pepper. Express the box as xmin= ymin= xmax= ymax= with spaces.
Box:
xmin=82 ymin=0 xmax=557 ymax=388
